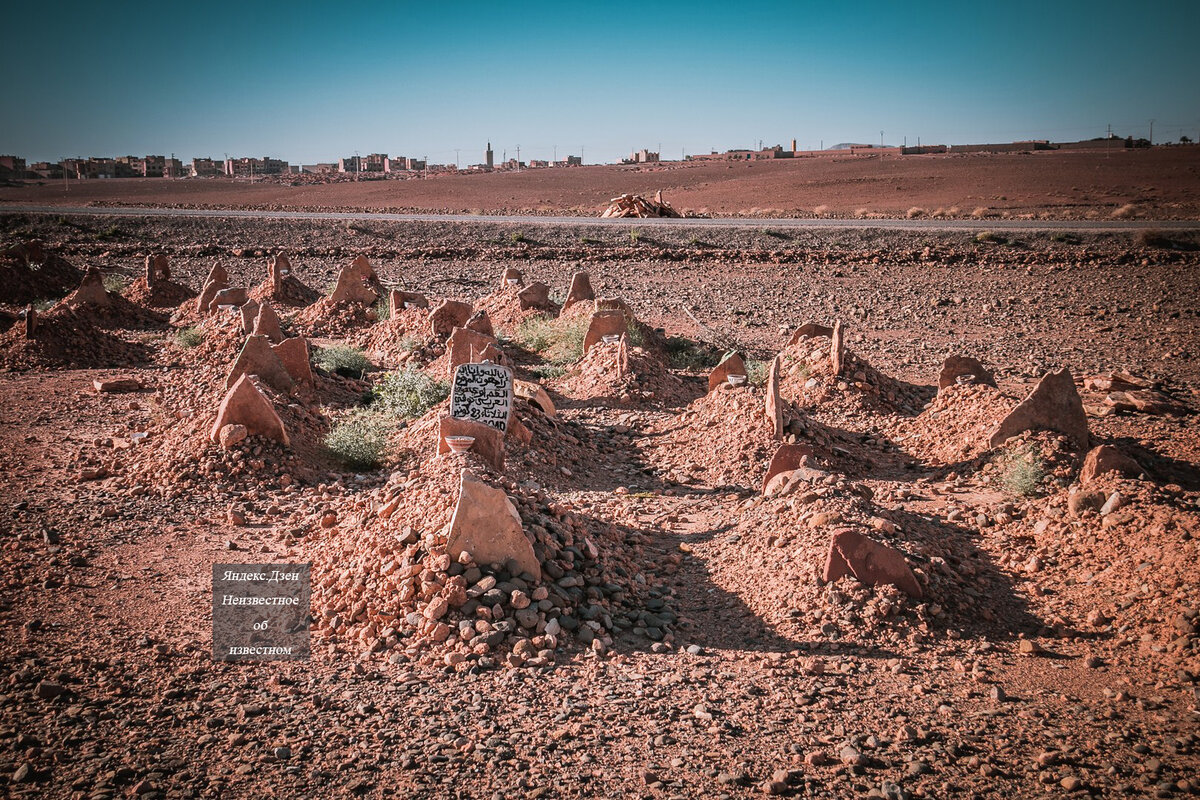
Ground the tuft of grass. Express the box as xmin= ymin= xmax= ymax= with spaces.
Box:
xmin=1136 ymin=229 xmax=1176 ymax=249
xmin=813 ymin=205 xmax=829 ymax=216
xmin=998 ymin=444 xmax=1045 ymax=497
xmin=580 ymin=236 xmax=600 ymax=245
xmin=1050 ymin=232 xmax=1080 ymax=244
xmin=1111 ymin=203 xmax=1138 ymax=219
xmin=665 ymin=336 xmax=721 ymax=371
xmin=176 ymin=326 xmax=203 ymax=348
xmin=314 ymin=345 xmax=372 ymax=378
xmin=530 ymin=363 xmax=567 ymax=380
xmin=33 ymin=298 xmax=55 ymax=312
xmin=745 ymin=360 xmax=769 ymax=386
xmin=974 ymin=231 xmax=1007 ymax=245
xmin=971 ymin=206 xmax=989 ymax=219
xmin=629 ymin=227 xmax=641 ymax=244
xmin=906 ymin=207 xmax=926 ymax=219
xmin=95 ymin=224 xmax=122 ymax=241
xmin=373 ymin=295 xmax=391 ymax=321
xmin=509 ymin=231 xmax=526 ymax=244
xmin=397 ymin=334 xmax=420 ymax=353
xmin=515 ymin=313 xmax=590 ymax=365
xmin=102 ymin=273 xmax=127 ymax=294
xmin=324 ymin=409 xmax=396 ymax=470
xmin=370 ymin=368 xmax=448 ymax=419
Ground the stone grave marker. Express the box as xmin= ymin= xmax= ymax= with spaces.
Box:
xmin=450 ymin=362 xmax=513 ymax=433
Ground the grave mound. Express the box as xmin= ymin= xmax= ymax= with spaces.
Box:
xmin=124 ymin=275 xmax=196 ymax=309
xmin=0 ymin=249 xmax=83 ymax=306
xmin=355 ymin=306 xmax=437 ymax=368
xmin=553 ymin=339 xmax=691 ymax=408
xmin=0 ymin=305 xmax=153 ymax=370
xmin=249 ymin=252 xmax=321 ymax=307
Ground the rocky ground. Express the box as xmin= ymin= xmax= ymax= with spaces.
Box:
xmin=0 ymin=213 xmax=1198 ymax=799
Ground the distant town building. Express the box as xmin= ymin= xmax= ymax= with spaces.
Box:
xmin=191 ymin=157 xmax=223 ymax=177
xmin=28 ymin=161 xmax=62 ymax=179
xmin=554 ymin=155 xmax=582 ymax=167
xmin=527 ymin=159 xmax=548 ymax=168
xmin=339 ymin=153 xmax=389 ymax=173
xmin=628 ymin=149 xmax=660 ymax=164
xmin=224 ymin=156 xmax=288 ymax=177
xmin=0 ymin=155 xmax=26 ymax=179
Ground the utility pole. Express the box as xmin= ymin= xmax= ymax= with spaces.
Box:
xmin=424 ymin=156 xmax=428 ymax=179
xmin=553 ymin=145 xmax=557 ymax=163
xmin=516 ymin=145 xmax=520 ymax=172
xmin=880 ymin=130 xmax=884 ymax=148
xmin=580 ymin=145 xmax=584 ymax=164
xmin=355 ymin=150 xmax=359 ymax=181
xmin=454 ymin=149 xmax=460 ymax=168
xmin=1148 ymin=119 xmax=1156 ymax=145
xmin=62 ymin=158 xmax=68 ymax=192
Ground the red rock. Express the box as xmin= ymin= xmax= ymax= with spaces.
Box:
xmin=146 ymin=253 xmax=170 ymax=285
xmin=1105 ymin=389 xmax=1187 ymax=416
xmin=595 ymin=297 xmax=632 ymax=314
xmin=225 ymin=335 xmax=294 ymax=394
xmin=272 ymin=336 xmax=314 ymax=387
xmin=562 ymin=271 xmax=595 ymax=310
xmin=447 ymin=327 xmax=502 ymax=378
xmin=429 ymin=299 xmax=473 ymax=339
xmin=23 ymin=305 xmax=36 ymax=337
xmin=1079 ymin=445 xmax=1142 ymax=485
xmin=437 ymin=416 xmax=505 ymax=470
xmin=786 ymin=321 xmax=833 ymax=346
xmin=388 ymin=289 xmax=428 ymax=316
xmin=583 ymin=310 xmax=628 ymax=353
xmin=938 ymin=355 xmax=996 ymax=390
xmin=761 ymin=443 xmax=814 ymax=495
xmin=93 ymin=377 xmax=141 ymax=393
xmin=1068 ymin=489 xmax=1107 ymax=517
xmin=239 ymin=299 xmax=260 ymax=333
xmin=252 ymin=303 xmax=284 ymax=343
xmin=328 ymin=255 xmax=381 ymax=305
xmin=268 ymin=252 xmax=289 ymax=295
xmin=830 ymin=320 xmax=845 ymax=375
xmin=506 ymin=415 xmax=533 ymax=445
xmin=446 ymin=469 xmax=540 ymax=579
xmin=64 ymin=267 xmax=110 ymax=308
xmin=210 ymin=375 xmax=289 ymax=447
xmin=517 ymin=281 xmax=551 ymax=310
xmin=196 ymin=277 xmax=228 ymax=314
xmin=822 ymin=528 xmax=922 ymax=598
xmin=320 ymin=511 xmax=338 ymax=528
xmin=464 ymin=309 xmax=495 ymax=337
xmin=766 ymin=355 xmax=784 ymax=439
xmin=212 ymin=287 xmax=248 ymax=308
xmin=707 ymin=352 xmax=748 ymax=392
xmin=514 ymin=380 xmax=556 ymax=416
xmin=500 ymin=267 xmax=524 ymax=287
xmin=218 ymin=424 xmax=248 ymax=448
xmin=988 ymin=367 xmax=1089 ymax=449
xmin=206 ymin=263 xmax=229 ymax=285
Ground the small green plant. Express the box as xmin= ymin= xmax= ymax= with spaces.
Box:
xmin=515 ymin=313 xmax=590 ymax=365
xmin=373 ymin=295 xmax=391 ymax=321
xmin=314 ymin=345 xmax=372 ymax=378
xmin=625 ymin=321 xmax=647 ymax=348
xmin=510 ymin=231 xmax=527 ymax=244
xmin=974 ymin=231 xmax=1007 ymax=245
xmin=629 ymin=228 xmax=641 ymax=244
xmin=176 ymin=326 xmax=203 ymax=348
xmin=665 ymin=336 xmax=721 ymax=371
xmin=530 ymin=363 xmax=567 ymax=380
xmin=745 ymin=360 xmax=769 ymax=385
xmin=95 ymin=225 xmax=122 ymax=240
xmin=32 ymin=298 xmax=55 ymax=312
xmin=1136 ymin=229 xmax=1176 ymax=249
xmin=371 ymin=368 xmax=449 ymax=419
xmin=1050 ymin=232 xmax=1080 ymax=244
xmin=102 ymin=273 xmax=128 ymax=294
xmin=998 ymin=445 xmax=1045 ymax=497
xmin=397 ymin=334 xmax=420 ymax=353
xmin=324 ymin=409 xmax=396 ymax=470
xmin=580 ymin=236 xmax=600 ymax=245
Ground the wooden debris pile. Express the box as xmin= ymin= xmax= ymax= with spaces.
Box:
xmin=601 ymin=190 xmax=682 ymax=218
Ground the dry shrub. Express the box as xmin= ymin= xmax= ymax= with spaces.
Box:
xmin=906 ymin=207 xmax=926 ymax=219
xmin=813 ymin=205 xmax=829 ymax=216
xmin=971 ymin=207 xmax=989 ymax=218
xmin=854 ymin=207 xmax=869 ymax=218
xmin=1112 ymin=203 xmax=1138 ymax=219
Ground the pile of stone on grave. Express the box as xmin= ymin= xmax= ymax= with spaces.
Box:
xmin=0 ymin=240 xmax=82 ymax=305
xmin=778 ymin=321 xmax=926 ymax=417
xmin=123 ymin=253 xmax=196 ymax=309
xmin=471 ymin=267 xmax=562 ymax=333
xmin=306 ymin=453 xmax=663 ymax=668
xmin=0 ymin=266 xmax=160 ymax=370
xmin=355 ymin=293 xmax=436 ymax=368
xmin=293 ymin=255 xmax=386 ymax=337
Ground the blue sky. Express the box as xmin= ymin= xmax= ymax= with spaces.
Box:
xmin=4 ymin=0 xmax=1198 ymax=165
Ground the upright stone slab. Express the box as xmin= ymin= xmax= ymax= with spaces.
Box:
xmin=938 ymin=355 xmax=996 ymax=391
xmin=206 ymin=263 xmax=229 ymax=286
xmin=268 ymin=252 xmax=289 ymax=295
xmin=328 ymin=255 xmax=380 ymax=305
xmin=23 ymin=305 xmax=36 ymax=337
xmin=830 ymin=321 xmax=845 ymax=376
xmin=787 ymin=321 xmax=834 ymax=346
xmin=464 ymin=309 xmax=494 ymax=337
xmin=447 ymin=327 xmax=502 ymax=378
xmin=1079 ymin=445 xmax=1141 ymax=486
xmin=517 ymin=281 xmax=551 ymax=310
xmin=213 ymin=287 xmax=248 ymax=308
xmin=988 ymin=367 xmax=1089 ymax=450
xmin=500 ymin=267 xmax=524 ymax=288
xmin=583 ymin=310 xmax=628 ymax=354
xmin=66 ymin=267 xmax=110 ymax=308
xmin=446 ymin=470 xmax=539 ymax=579
xmin=429 ymin=300 xmax=473 ymax=339
xmin=437 ymin=416 xmax=505 ymax=470
xmin=272 ymin=336 xmax=314 ymax=387
xmin=823 ymin=528 xmax=922 ymax=598
xmin=514 ymin=380 xmax=556 ymax=417
xmin=388 ymin=289 xmax=428 ymax=316
xmin=145 ymin=253 xmax=170 ymax=286
xmin=761 ymin=442 xmax=815 ymax=495
xmin=450 ymin=362 xmax=513 ymax=433
xmin=196 ymin=278 xmax=227 ymax=314
xmin=253 ymin=303 xmax=284 ymax=343
xmin=562 ymin=271 xmax=595 ymax=310
xmin=707 ymin=352 xmax=748 ymax=393
xmin=239 ymin=299 xmax=261 ymax=333
xmin=225 ymin=335 xmax=294 ymax=394
xmin=210 ymin=375 xmax=289 ymax=447
xmin=766 ymin=355 xmax=784 ymax=439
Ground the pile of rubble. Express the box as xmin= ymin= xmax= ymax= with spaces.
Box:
xmin=600 ymin=191 xmax=682 ymax=219
xmin=0 ymin=240 xmax=82 ymax=305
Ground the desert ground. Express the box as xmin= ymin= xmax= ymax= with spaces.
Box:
xmin=3 ymin=147 xmax=1200 ymax=220
xmin=0 ymin=186 xmax=1198 ymax=800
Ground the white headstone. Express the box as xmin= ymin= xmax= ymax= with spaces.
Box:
xmin=450 ymin=362 xmax=513 ymax=433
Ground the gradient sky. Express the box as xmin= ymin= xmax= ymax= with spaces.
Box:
xmin=4 ymin=0 xmax=1198 ymax=166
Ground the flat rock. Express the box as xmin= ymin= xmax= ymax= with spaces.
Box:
xmin=583 ymin=310 xmax=628 ymax=353
xmin=328 ymin=255 xmax=381 ymax=305
xmin=517 ymin=282 xmax=551 ymax=310
xmin=766 ymin=355 xmax=784 ymax=439
xmin=437 ymin=415 xmax=505 ymax=470
xmin=761 ymin=442 xmax=814 ymax=494
xmin=938 ymin=354 xmax=997 ymax=390
xmin=388 ymin=290 xmax=428 ymax=315
xmin=514 ymin=380 xmax=556 ymax=417
xmin=65 ymin=267 xmax=110 ymax=308
xmin=464 ymin=309 xmax=494 ymax=337
xmin=708 ymin=352 xmax=747 ymax=392
xmin=212 ymin=287 xmax=249 ymax=308
xmin=210 ymin=375 xmax=289 ymax=447
xmin=239 ymin=299 xmax=261 ymax=333
xmin=272 ymin=336 xmax=314 ymax=387
xmin=1079 ymin=445 xmax=1142 ymax=485
xmin=988 ymin=367 xmax=1089 ymax=449
xmin=93 ymin=377 xmax=141 ymax=393
xmin=500 ymin=267 xmax=524 ymax=287
xmin=787 ymin=321 xmax=833 ymax=346
xmin=446 ymin=469 xmax=540 ymax=579
xmin=252 ymin=303 xmax=285 ymax=343
xmin=447 ymin=326 xmax=502 ymax=378
xmin=562 ymin=271 xmax=595 ymax=310
xmin=822 ymin=528 xmax=922 ymax=597
xmin=429 ymin=299 xmax=473 ymax=339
